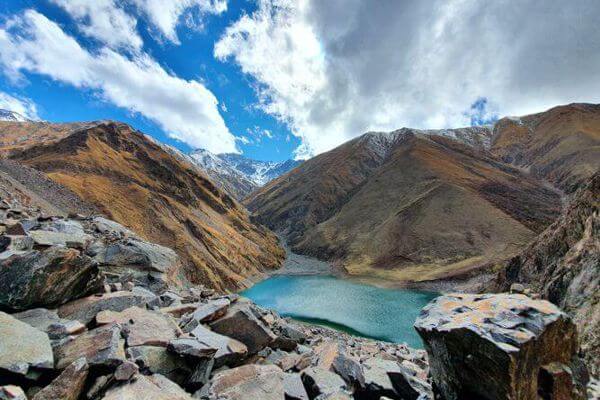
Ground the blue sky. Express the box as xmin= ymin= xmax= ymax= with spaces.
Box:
xmin=1 ymin=1 xmax=598 ymax=162
xmin=0 ymin=0 xmax=300 ymax=161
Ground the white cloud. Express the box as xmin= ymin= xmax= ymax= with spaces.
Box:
xmin=50 ymin=0 xmax=142 ymax=50
xmin=0 ymin=92 xmax=39 ymax=120
xmin=131 ymin=0 xmax=227 ymax=43
xmin=51 ymin=0 xmax=227 ymax=48
xmin=216 ymin=0 xmax=600 ymax=159
xmin=0 ymin=9 xmax=236 ymax=153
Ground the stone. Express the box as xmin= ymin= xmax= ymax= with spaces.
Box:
xmin=114 ymin=361 xmax=139 ymax=381
xmin=96 ymin=306 xmax=179 ymax=347
xmin=161 ymin=303 xmax=199 ymax=318
xmin=538 ymin=362 xmax=580 ymax=400
xmin=360 ymin=358 xmax=401 ymax=399
xmin=29 ymin=230 xmax=92 ymax=248
xmin=127 ymin=346 xmax=190 ymax=385
xmin=12 ymin=308 xmax=60 ymax=332
xmin=510 ymin=283 xmax=525 ymax=294
xmin=86 ymin=375 xmax=111 ymax=399
xmin=46 ymin=320 xmax=86 ymax=340
xmin=53 ymin=324 xmax=125 ymax=369
xmin=387 ymin=366 xmax=432 ymax=400
xmin=96 ymin=239 xmax=179 ymax=274
xmin=5 ymin=222 xmax=26 ymax=236
xmin=283 ymin=373 xmax=309 ymax=400
xmin=301 ymin=367 xmax=347 ymax=399
xmin=31 ymin=358 xmax=88 ymax=400
xmin=414 ymin=293 xmax=587 ymax=400
xmin=0 ymin=386 xmax=27 ymax=400
xmin=181 ymin=298 xmax=230 ymax=332
xmin=210 ymin=302 xmax=277 ymax=354
xmin=265 ymin=349 xmax=303 ymax=372
xmin=167 ymin=338 xmax=217 ymax=360
xmin=0 ymin=248 xmax=101 ymax=311
xmin=0 ymin=311 xmax=53 ymax=380
xmin=58 ymin=291 xmax=155 ymax=325
xmin=93 ymin=216 xmax=136 ymax=237
xmin=45 ymin=219 xmax=86 ymax=235
xmin=189 ymin=324 xmax=248 ymax=367
xmin=199 ymin=364 xmax=286 ymax=400
xmin=102 ymin=374 xmax=192 ymax=400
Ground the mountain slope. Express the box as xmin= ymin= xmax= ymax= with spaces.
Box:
xmin=0 ymin=109 xmax=30 ymax=122
xmin=492 ymin=171 xmax=599 ymax=374
xmin=246 ymin=128 xmax=561 ymax=282
xmin=189 ymin=149 xmax=259 ymax=200
xmin=0 ymin=121 xmax=285 ymax=291
xmin=491 ymin=103 xmax=600 ymax=193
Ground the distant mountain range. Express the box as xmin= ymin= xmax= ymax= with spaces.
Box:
xmin=189 ymin=149 xmax=301 ymax=200
xmin=0 ymin=109 xmax=29 ymax=122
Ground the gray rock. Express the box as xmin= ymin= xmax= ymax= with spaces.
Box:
xmin=181 ymin=298 xmax=230 ymax=332
xmin=198 ymin=364 xmax=286 ymax=400
xmin=127 ymin=346 xmax=191 ymax=385
xmin=509 ymin=283 xmax=526 ymax=294
xmin=45 ymin=219 xmax=85 ymax=235
xmin=53 ymin=324 xmax=125 ymax=369
xmin=301 ymin=367 xmax=347 ymax=399
xmin=31 ymin=357 xmax=88 ymax=400
xmin=0 ymin=248 xmax=101 ymax=311
xmin=114 ymin=361 xmax=139 ymax=381
xmin=0 ymin=311 xmax=53 ymax=380
xmin=57 ymin=291 xmax=155 ymax=325
xmin=360 ymin=358 xmax=400 ymax=399
xmin=167 ymin=338 xmax=217 ymax=360
xmin=92 ymin=217 xmax=136 ymax=237
xmin=0 ymin=386 xmax=27 ymax=400
xmin=387 ymin=366 xmax=432 ymax=400
xmin=190 ymin=324 xmax=248 ymax=367
xmin=102 ymin=374 xmax=192 ymax=400
xmin=210 ymin=302 xmax=277 ymax=354
xmin=29 ymin=230 xmax=92 ymax=248
xmin=284 ymin=373 xmax=309 ymax=400
xmin=12 ymin=308 xmax=60 ymax=332
xmin=414 ymin=293 xmax=588 ymax=400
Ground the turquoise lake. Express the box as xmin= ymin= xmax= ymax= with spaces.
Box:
xmin=241 ymin=275 xmax=438 ymax=348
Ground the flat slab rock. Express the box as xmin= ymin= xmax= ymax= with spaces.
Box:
xmin=57 ymin=291 xmax=155 ymax=325
xmin=190 ymin=324 xmax=247 ymax=367
xmin=31 ymin=358 xmax=88 ymax=400
xmin=414 ymin=293 xmax=587 ymax=400
xmin=102 ymin=374 xmax=192 ymax=400
xmin=53 ymin=324 xmax=125 ymax=370
xmin=0 ymin=311 xmax=53 ymax=380
xmin=96 ymin=306 xmax=180 ymax=347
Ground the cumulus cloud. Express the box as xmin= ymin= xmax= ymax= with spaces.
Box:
xmin=50 ymin=0 xmax=142 ymax=50
xmin=0 ymin=91 xmax=39 ymax=120
xmin=216 ymin=0 xmax=600 ymax=158
xmin=51 ymin=0 xmax=227 ymax=48
xmin=0 ymin=9 xmax=237 ymax=153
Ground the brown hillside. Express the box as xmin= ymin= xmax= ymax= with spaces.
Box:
xmin=491 ymin=103 xmax=600 ymax=193
xmin=2 ymin=121 xmax=284 ymax=291
xmin=246 ymin=129 xmax=561 ymax=283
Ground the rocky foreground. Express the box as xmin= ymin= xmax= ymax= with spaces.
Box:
xmin=0 ymin=199 xmax=596 ymax=399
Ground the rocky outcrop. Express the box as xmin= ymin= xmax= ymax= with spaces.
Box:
xmin=415 ymin=293 xmax=588 ymax=400
xmin=2 ymin=121 xmax=285 ymax=291
xmin=493 ymin=171 xmax=599 ymax=375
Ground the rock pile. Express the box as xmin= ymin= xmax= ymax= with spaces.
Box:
xmin=415 ymin=293 xmax=589 ymax=400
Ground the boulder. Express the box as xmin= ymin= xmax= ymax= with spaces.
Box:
xmin=96 ymin=306 xmax=179 ymax=347
xmin=127 ymin=346 xmax=190 ymax=385
xmin=359 ymin=358 xmax=401 ymax=399
xmin=0 ymin=312 xmax=53 ymax=381
xmin=0 ymin=248 xmax=101 ymax=311
xmin=114 ymin=361 xmax=139 ymax=381
xmin=180 ymin=298 xmax=230 ymax=332
xmin=102 ymin=374 xmax=192 ymax=400
xmin=0 ymin=386 xmax=27 ymax=400
xmin=198 ymin=364 xmax=286 ymax=400
xmin=28 ymin=230 xmax=92 ymax=248
xmin=190 ymin=324 xmax=248 ymax=367
xmin=95 ymin=239 xmax=178 ymax=274
xmin=31 ymin=358 xmax=88 ymax=400
xmin=284 ymin=373 xmax=309 ymax=400
xmin=92 ymin=216 xmax=136 ymax=237
xmin=167 ymin=338 xmax=217 ymax=360
xmin=209 ymin=302 xmax=277 ymax=354
xmin=301 ymin=367 xmax=347 ymax=399
xmin=58 ymin=291 xmax=155 ymax=325
xmin=12 ymin=308 xmax=86 ymax=340
xmin=414 ymin=293 xmax=588 ymax=400
xmin=53 ymin=324 xmax=125 ymax=369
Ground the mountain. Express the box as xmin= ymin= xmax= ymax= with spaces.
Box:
xmin=246 ymin=126 xmax=562 ymax=283
xmin=189 ymin=149 xmax=301 ymax=200
xmin=492 ymin=171 xmax=599 ymax=375
xmin=0 ymin=109 xmax=30 ymax=122
xmin=490 ymin=103 xmax=600 ymax=193
xmin=0 ymin=120 xmax=285 ymax=291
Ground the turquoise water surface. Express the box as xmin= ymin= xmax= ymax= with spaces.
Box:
xmin=241 ymin=275 xmax=438 ymax=348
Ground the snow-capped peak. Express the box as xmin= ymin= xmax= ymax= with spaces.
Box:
xmin=0 ymin=109 xmax=30 ymax=122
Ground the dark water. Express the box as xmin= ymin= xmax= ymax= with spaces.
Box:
xmin=241 ymin=275 xmax=438 ymax=348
